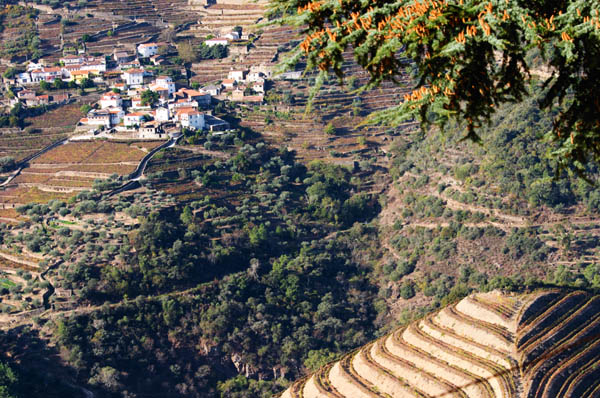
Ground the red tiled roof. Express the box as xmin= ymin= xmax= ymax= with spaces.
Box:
xmin=175 ymin=107 xmax=197 ymax=115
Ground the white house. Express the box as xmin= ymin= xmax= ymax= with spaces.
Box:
xmin=252 ymin=80 xmax=265 ymax=94
xmin=108 ymin=108 xmax=125 ymax=125
xmin=131 ymin=96 xmax=147 ymax=109
xmin=84 ymin=109 xmax=111 ymax=127
xmin=60 ymin=55 xmax=85 ymax=65
xmin=204 ymin=38 xmax=229 ymax=47
xmin=138 ymin=42 xmax=158 ymax=58
xmin=154 ymin=107 xmax=170 ymax=122
xmin=26 ymin=61 xmax=44 ymax=72
xmin=81 ymin=62 xmax=107 ymax=73
xmin=114 ymin=51 xmax=134 ymax=64
xmin=170 ymin=99 xmax=199 ymax=112
xmin=224 ymin=31 xmax=240 ymax=40
xmin=124 ymin=112 xmax=146 ymax=127
xmin=228 ymin=70 xmax=247 ymax=82
xmin=120 ymin=59 xmax=142 ymax=70
xmin=110 ymin=82 xmax=127 ymax=91
xmin=175 ymin=88 xmax=211 ymax=106
xmin=203 ymin=84 xmax=222 ymax=96
xmin=99 ymin=93 xmax=123 ymax=109
xmin=139 ymin=121 xmax=165 ymax=139
xmin=30 ymin=67 xmax=62 ymax=83
xmin=122 ymin=69 xmax=144 ymax=86
xmin=154 ymin=76 xmax=176 ymax=96
xmin=16 ymin=72 xmax=32 ymax=84
xmin=246 ymin=71 xmax=265 ymax=82
xmin=222 ymin=79 xmax=236 ymax=89
xmin=149 ymin=84 xmax=170 ymax=100
xmin=177 ymin=109 xmax=205 ymax=130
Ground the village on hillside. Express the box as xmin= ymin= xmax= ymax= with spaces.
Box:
xmin=3 ymin=33 xmax=280 ymax=140
xmin=0 ymin=0 xmax=399 ymax=208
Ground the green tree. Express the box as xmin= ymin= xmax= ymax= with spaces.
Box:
xmin=80 ymin=104 xmax=91 ymax=114
xmin=0 ymin=157 xmax=16 ymax=172
xmin=399 ymin=280 xmax=416 ymax=299
xmin=79 ymin=78 xmax=94 ymax=89
xmin=0 ymin=362 xmax=17 ymax=398
xmin=2 ymin=68 xmax=22 ymax=79
xmin=304 ymin=349 xmax=337 ymax=371
xmin=180 ymin=205 xmax=193 ymax=226
xmin=177 ymin=41 xmax=197 ymax=64
xmin=248 ymin=224 xmax=267 ymax=247
xmin=53 ymin=78 xmax=65 ymax=89
xmin=324 ymin=122 xmax=335 ymax=136
xmin=273 ymin=0 xmax=600 ymax=175
xmin=140 ymin=89 xmax=159 ymax=106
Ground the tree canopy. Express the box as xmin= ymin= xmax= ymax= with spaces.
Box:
xmin=270 ymin=0 xmax=600 ymax=176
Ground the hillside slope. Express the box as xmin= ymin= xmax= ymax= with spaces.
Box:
xmin=281 ymin=289 xmax=600 ymax=398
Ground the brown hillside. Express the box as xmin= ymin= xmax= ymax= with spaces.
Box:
xmin=280 ymin=290 xmax=600 ymax=398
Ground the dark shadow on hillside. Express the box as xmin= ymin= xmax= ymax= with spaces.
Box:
xmin=0 ymin=326 xmax=91 ymax=397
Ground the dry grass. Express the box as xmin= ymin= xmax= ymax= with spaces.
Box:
xmin=33 ymin=141 xmax=149 ymax=165
xmin=0 ymin=140 xmax=156 ymax=205
xmin=24 ymin=103 xmax=84 ymax=130
xmin=0 ymin=132 xmax=68 ymax=162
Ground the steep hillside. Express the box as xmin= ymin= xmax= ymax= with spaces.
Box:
xmin=2 ymin=2 xmax=600 ymax=398
xmin=281 ymin=289 xmax=600 ymax=398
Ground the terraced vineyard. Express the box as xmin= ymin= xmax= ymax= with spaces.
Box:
xmin=281 ymin=289 xmax=600 ymax=398
xmin=0 ymin=140 xmax=162 ymax=206
xmin=189 ymin=0 xmax=268 ymax=35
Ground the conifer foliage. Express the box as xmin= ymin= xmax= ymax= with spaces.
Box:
xmin=271 ymin=0 xmax=600 ymax=175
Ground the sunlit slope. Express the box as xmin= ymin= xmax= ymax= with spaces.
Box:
xmin=280 ymin=290 xmax=600 ymax=398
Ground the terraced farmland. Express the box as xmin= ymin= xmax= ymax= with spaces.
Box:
xmin=0 ymin=140 xmax=162 ymax=206
xmin=281 ymin=289 xmax=600 ymax=398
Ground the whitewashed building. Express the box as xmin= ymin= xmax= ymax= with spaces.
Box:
xmin=222 ymin=79 xmax=236 ymax=89
xmin=204 ymin=38 xmax=229 ymax=47
xmin=138 ymin=42 xmax=158 ymax=58
xmin=60 ymin=55 xmax=85 ymax=65
xmin=84 ymin=109 xmax=111 ymax=127
xmin=154 ymin=76 xmax=176 ymax=96
xmin=203 ymin=84 xmax=222 ymax=96
xmin=100 ymin=93 xmax=123 ymax=109
xmin=252 ymin=80 xmax=265 ymax=93
xmin=155 ymin=107 xmax=170 ymax=122
xmin=177 ymin=109 xmax=205 ymax=130
xmin=108 ymin=108 xmax=125 ymax=125
xmin=122 ymin=69 xmax=144 ymax=86
xmin=224 ymin=32 xmax=240 ymax=40
xmin=139 ymin=121 xmax=165 ymax=139
xmin=81 ymin=62 xmax=107 ymax=73
xmin=30 ymin=67 xmax=62 ymax=83
xmin=16 ymin=73 xmax=32 ymax=84
xmin=246 ymin=71 xmax=265 ymax=82
xmin=228 ymin=70 xmax=247 ymax=82
xmin=124 ymin=112 xmax=146 ymax=127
